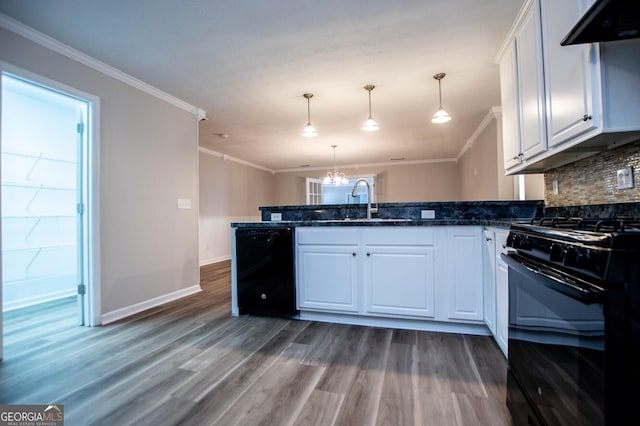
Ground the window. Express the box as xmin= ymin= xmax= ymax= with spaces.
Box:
xmin=306 ymin=175 xmax=376 ymax=205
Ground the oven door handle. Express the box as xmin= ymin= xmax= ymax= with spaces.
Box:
xmin=502 ymin=252 xmax=604 ymax=304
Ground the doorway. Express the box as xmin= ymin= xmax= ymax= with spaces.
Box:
xmin=1 ymin=70 xmax=97 ymax=359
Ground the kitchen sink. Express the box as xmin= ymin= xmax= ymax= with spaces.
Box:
xmin=313 ymin=218 xmax=413 ymax=223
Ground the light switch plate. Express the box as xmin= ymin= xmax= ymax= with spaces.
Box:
xmin=616 ymin=166 xmax=634 ymax=190
xmin=270 ymin=212 xmax=282 ymax=221
xmin=177 ymin=198 xmax=191 ymax=209
xmin=421 ymin=209 xmax=436 ymax=219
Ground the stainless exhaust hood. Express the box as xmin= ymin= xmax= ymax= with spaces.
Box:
xmin=561 ymin=0 xmax=640 ymax=45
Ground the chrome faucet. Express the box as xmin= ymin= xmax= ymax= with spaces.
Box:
xmin=351 ymin=178 xmax=378 ymax=219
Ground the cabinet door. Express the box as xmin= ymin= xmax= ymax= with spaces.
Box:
xmin=496 ymin=257 xmax=509 ymax=357
xmin=297 ymin=245 xmax=359 ymax=312
xmin=515 ymin=0 xmax=547 ymax=160
xmin=499 ymin=42 xmax=522 ymax=170
xmin=541 ymin=0 xmax=599 ymax=147
xmin=483 ymin=230 xmax=497 ymax=335
xmin=363 ymin=246 xmax=435 ymax=318
xmin=446 ymin=227 xmax=483 ymax=322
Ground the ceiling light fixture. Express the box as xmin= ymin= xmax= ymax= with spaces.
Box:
xmin=323 ymin=144 xmax=349 ymax=185
xmin=362 ymin=84 xmax=379 ymax=131
xmin=431 ymin=73 xmax=452 ymax=124
xmin=302 ymin=93 xmax=318 ymax=137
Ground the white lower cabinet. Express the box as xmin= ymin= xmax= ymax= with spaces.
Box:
xmin=483 ymin=227 xmax=509 ymax=357
xmin=297 ymin=245 xmax=359 ymax=312
xmin=444 ymin=227 xmax=484 ymax=322
xmin=483 ymin=230 xmax=497 ymax=335
xmin=296 ymin=226 xmax=485 ymax=328
xmin=364 ymin=245 xmax=435 ymax=318
xmin=496 ymin=254 xmax=509 ymax=357
xmin=297 ymin=228 xmax=359 ymax=313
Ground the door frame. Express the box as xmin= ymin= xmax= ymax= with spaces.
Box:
xmin=0 ymin=62 xmax=101 ymax=359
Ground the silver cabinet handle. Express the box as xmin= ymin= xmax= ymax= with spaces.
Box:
xmin=582 ymin=113 xmax=592 ymax=121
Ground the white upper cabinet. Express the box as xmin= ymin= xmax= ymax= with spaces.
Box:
xmin=514 ymin=0 xmax=547 ymax=162
xmin=496 ymin=0 xmax=640 ymax=174
xmin=540 ymin=0 xmax=598 ymax=147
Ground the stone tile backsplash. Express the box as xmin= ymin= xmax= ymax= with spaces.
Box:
xmin=544 ymin=140 xmax=640 ymax=207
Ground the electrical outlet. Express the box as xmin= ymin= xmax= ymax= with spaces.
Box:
xmin=177 ymin=198 xmax=191 ymax=209
xmin=616 ymin=166 xmax=634 ymax=190
xmin=270 ymin=212 xmax=282 ymax=221
xmin=421 ymin=209 xmax=436 ymax=219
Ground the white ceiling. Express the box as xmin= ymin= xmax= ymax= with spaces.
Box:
xmin=0 ymin=0 xmax=525 ymax=171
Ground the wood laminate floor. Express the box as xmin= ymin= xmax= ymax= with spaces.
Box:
xmin=0 ymin=261 xmax=512 ymax=425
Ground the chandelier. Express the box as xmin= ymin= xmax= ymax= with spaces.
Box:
xmin=323 ymin=144 xmax=349 ymax=185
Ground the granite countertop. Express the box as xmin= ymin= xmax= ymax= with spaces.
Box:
xmin=231 ymin=200 xmax=544 ymax=229
xmin=231 ymin=218 xmax=523 ymax=229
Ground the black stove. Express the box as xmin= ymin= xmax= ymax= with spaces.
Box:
xmin=503 ymin=216 xmax=640 ymax=426
xmin=508 ymin=217 xmax=640 ymax=282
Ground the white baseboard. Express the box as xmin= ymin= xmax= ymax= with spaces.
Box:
xmin=298 ymin=311 xmax=491 ymax=336
xmin=199 ymin=255 xmax=231 ymax=266
xmin=100 ymin=285 xmax=202 ymax=325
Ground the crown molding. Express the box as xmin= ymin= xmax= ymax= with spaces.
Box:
xmin=198 ymin=146 xmax=275 ymax=174
xmin=456 ymin=106 xmax=502 ymax=160
xmin=0 ymin=13 xmax=206 ymax=119
xmin=276 ymin=157 xmax=457 ymax=174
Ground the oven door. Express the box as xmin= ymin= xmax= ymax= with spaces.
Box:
xmin=502 ymin=252 xmax=606 ymax=426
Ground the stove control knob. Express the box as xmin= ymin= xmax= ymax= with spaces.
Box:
xmin=549 ymin=244 xmax=565 ymax=262
xmin=574 ymin=249 xmax=591 ymax=269
xmin=519 ymin=235 xmax=532 ymax=250
xmin=507 ymin=234 xmax=520 ymax=249
xmin=564 ymin=246 xmax=579 ymax=267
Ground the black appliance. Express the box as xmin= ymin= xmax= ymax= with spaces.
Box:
xmin=235 ymin=227 xmax=297 ymax=318
xmin=562 ymin=0 xmax=640 ymax=45
xmin=502 ymin=217 xmax=640 ymax=425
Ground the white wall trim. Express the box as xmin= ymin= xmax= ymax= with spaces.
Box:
xmin=299 ymin=311 xmax=491 ymax=336
xmin=277 ymin=157 xmax=458 ymax=174
xmin=199 ymin=255 xmax=231 ymax=266
xmin=100 ymin=285 xmax=202 ymax=325
xmin=198 ymin=146 xmax=275 ymax=173
xmin=0 ymin=13 xmax=206 ymax=119
xmin=456 ymin=106 xmax=502 ymax=161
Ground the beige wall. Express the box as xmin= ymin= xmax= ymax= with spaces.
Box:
xmin=274 ymin=161 xmax=460 ymax=206
xmin=458 ymin=114 xmax=520 ymax=201
xmin=459 ymin=117 xmax=500 ymax=200
xmin=199 ymin=150 xmax=277 ymax=264
xmin=1 ymin=28 xmax=200 ymax=318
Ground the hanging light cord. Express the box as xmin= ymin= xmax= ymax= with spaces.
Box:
xmin=438 ymin=78 xmax=443 ymax=109
xmin=307 ymin=96 xmax=312 ymax=124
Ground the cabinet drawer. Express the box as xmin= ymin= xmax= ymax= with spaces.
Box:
xmin=296 ymin=227 xmax=359 ymax=245
xmin=363 ymin=227 xmax=433 ymax=245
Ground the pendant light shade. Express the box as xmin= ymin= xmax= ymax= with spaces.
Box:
xmin=302 ymin=93 xmax=317 ymax=137
xmin=323 ymin=144 xmax=349 ymax=185
xmin=361 ymin=84 xmax=379 ymax=131
xmin=431 ymin=73 xmax=452 ymax=124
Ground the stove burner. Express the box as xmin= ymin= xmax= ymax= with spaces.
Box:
xmin=529 ymin=216 xmax=640 ymax=232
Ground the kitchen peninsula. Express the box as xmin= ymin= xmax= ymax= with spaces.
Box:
xmin=232 ymin=200 xmax=543 ymax=356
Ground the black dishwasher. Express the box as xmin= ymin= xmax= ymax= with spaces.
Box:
xmin=235 ymin=227 xmax=297 ymax=318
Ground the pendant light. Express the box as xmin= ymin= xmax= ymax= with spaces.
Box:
xmin=301 ymin=93 xmax=317 ymax=137
xmin=323 ymin=144 xmax=349 ymax=185
xmin=361 ymin=84 xmax=379 ymax=131
xmin=431 ymin=73 xmax=452 ymax=124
